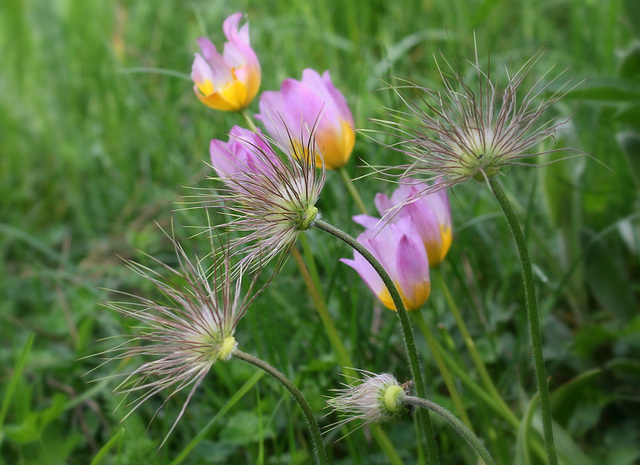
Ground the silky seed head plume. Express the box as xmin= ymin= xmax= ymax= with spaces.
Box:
xmin=204 ymin=125 xmax=325 ymax=275
xmin=101 ymin=233 xmax=263 ymax=447
xmin=374 ymin=44 xmax=576 ymax=194
xmin=325 ymin=371 xmax=407 ymax=434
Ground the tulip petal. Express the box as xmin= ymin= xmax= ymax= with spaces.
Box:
xmin=353 ymin=214 xmax=381 ymax=231
xmin=395 ymin=235 xmax=430 ymax=309
xmin=191 ymin=14 xmax=260 ymax=111
xmin=257 ymin=68 xmax=354 ymax=170
xmin=341 ymin=256 xmax=385 ymax=298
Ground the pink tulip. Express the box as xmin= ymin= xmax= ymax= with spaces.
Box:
xmin=191 ymin=13 xmax=261 ymax=111
xmin=373 ymin=180 xmax=452 ymax=267
xmin=341 ymin=216 xmax=431 ymax=311
xmin=209 ymin=126 xmax=277 ymax=184
xmin=256 ymin=69 xmax=355 ymax=170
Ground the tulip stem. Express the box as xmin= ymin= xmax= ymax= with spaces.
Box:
xmin=240 ymin=109 xmax=259 ymax=133
xmin=338 ymin=166 xmax=369 ymax=215
xmin=403 ymin=396 xmax=495 ymax=465
xmin=292 ymin=244 xmax=353 ymax=376
xmin=314 ymin=218 xmax=440 ymax=465
xmin=232 ymin=349 xmax=328 ymax=465
xmin=487 ymin=177 xmax=557 ymax=465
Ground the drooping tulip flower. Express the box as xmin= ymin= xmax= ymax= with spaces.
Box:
xmin=341 ymin=216 xmax=430 ymax=311
xmin=256 ymin=69 xmax=355 ymax=170
xmin=191 ymin=13 xmax=261 ymax=111
xmin=373 ymin=179 xmax=452 ymax=267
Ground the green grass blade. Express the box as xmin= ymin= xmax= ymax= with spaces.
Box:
xmin=169 ymin=371 xmax=265 ymax=465
xmin=0 ymin=333 xmax=34 ymax=430
xmin=90 ymin=428 xmax=125 ymax=465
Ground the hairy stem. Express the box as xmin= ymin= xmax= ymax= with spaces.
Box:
xmin=314 ymin=218 xmax=440 ymax=465
xmin=413 ymin=311 xmax=473 ymax=428
xmin=404 ymin=396 xmax=495 ymax=465
xmin=293 ymin=239 xmax=404 ymax=465
xmin=232 ymin=349 xmax=328 ymax=465
xmin=488 ymin=177 xmax=557 ymax=465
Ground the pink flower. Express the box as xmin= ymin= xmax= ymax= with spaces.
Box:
xmin=209 ymin=126 xmax=277 ymax=184
xmin=341 ymin=216 xmax=431 ymax=311
xmin=191 ymin=13 xmax=261 ymax=111
xmin=256 ymin=69 xmax=355 ymax=170
xmin=374 ymin=180 xmax=452 ymax=267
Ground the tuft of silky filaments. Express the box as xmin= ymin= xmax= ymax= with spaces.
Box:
xmin=98 ymin=232 xmax=264 ymax=447
xmin=373 ymin=43 xmax=577 ymax=194
xmin=325 ymin=371 xmax=409 ymax=435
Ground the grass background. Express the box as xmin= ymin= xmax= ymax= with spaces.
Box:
xmin=1 ymin=0 xmax=639 ymax=464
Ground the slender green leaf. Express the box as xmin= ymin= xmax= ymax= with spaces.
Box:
xmin=90 ymin=428 xmax=125 ymax=465
xmin=169 ymin=371 xmax=264 ymax=465
xmin=0 ymin=333 xmax=34 ymax=430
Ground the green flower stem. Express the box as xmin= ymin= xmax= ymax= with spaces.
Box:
xmin=403 ymin=396 xmax=495 ymax=465
xmin=431 ymin=327 xmax=549 ymax=463
xmin=434 ymin=268 xmax=510 ymax=418
xmin=412 ymin=311 xmax=473 ymax=428
xmin=488 ymin=177 xmax=557 ymax=465
xmin=293 ymin=239 xmax=404 ymax=465
xmin=232 ymin=349 xmax=328 ymax=465
xmin=299 ymin=234 xmax=323 ymax=293
xmin=240 ymin=109 xmax=259 ymax=132
xmin=314 ymin=218 xmax=440 ymax=465
xmin=338 ymin=166 xmax=369 ymax=215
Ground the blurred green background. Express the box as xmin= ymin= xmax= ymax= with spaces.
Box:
xmin=1 ymin=0 xmax=639 ymax=464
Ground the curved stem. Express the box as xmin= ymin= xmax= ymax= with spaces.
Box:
xmin=293 ymin=239 xmax=404 ymax=465
xmin=338 ymin=166 xmax=368 ymax=215
xmin=488 ymin=177 xmax=557 ymax=465
xmin=403 ymin=396 xmax=495 ymax=465
xmin=232 ymin=349 xmax=328 ymax=465
xmin=413 ymin=311 xmax=473 ymax=428
xmin=314 ymin=218 xmax=439 ymax=465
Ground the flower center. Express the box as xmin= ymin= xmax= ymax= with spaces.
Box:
xmin=218 ymin=336 xmax=238 ymax=361
xmin=296 ymin=205 xmax=318 ymax=230
xmin=383 ymin=384 xmax=406 ymax=414
xmin=450 ymin=128 xmax=501 ymax=179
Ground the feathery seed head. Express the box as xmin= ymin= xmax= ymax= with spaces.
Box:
xmin=102 ymin=234 xmax=262 ymax=446
xmin=206 ymin=125 xmax=325 ymax=274
xmin=325 ymin=371 xmax=407 ymax=433
xmin=376 ymin=46 xmax=575 ymax=193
